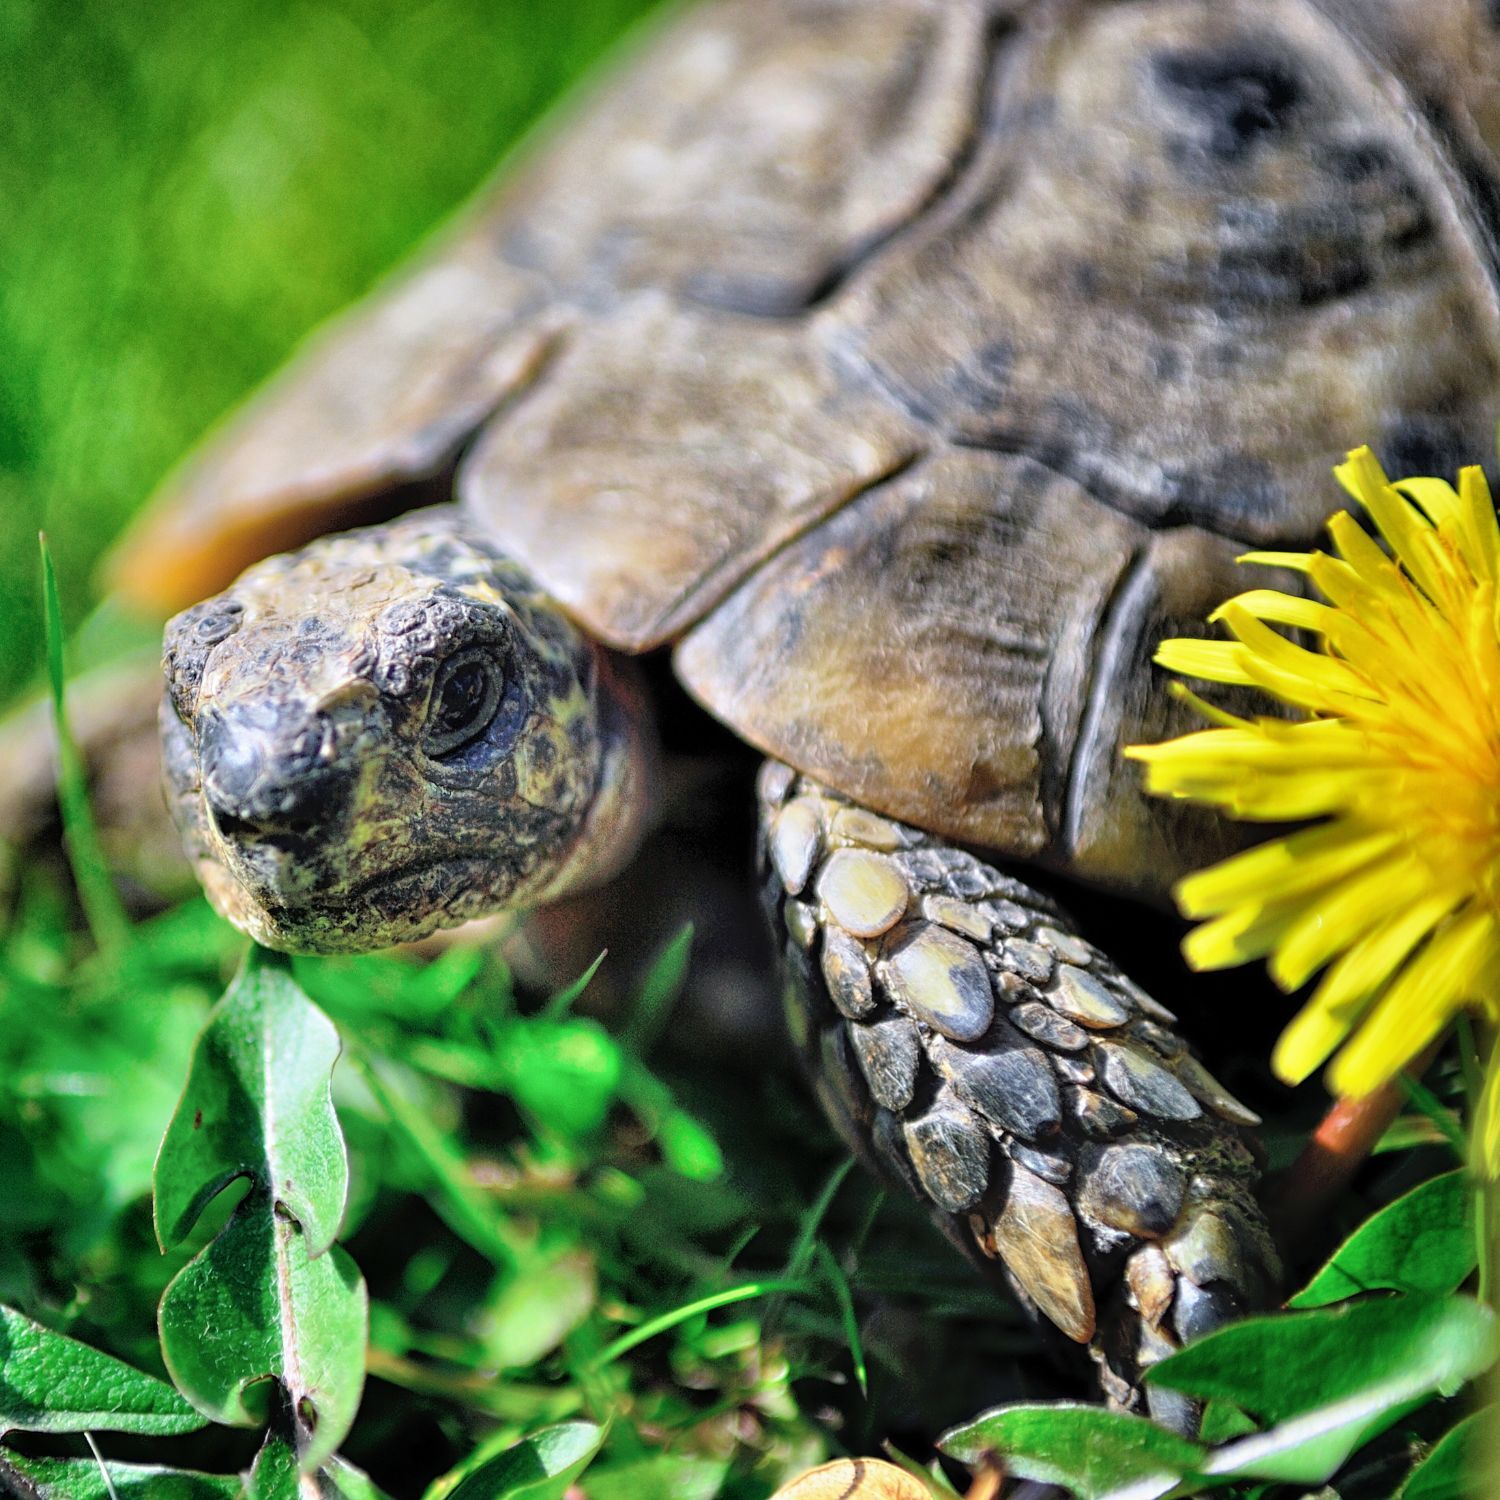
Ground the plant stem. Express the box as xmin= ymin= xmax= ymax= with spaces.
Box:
xmin=1456 ymin=1014 xmax=1494 ymax=1307
xmin=1270 ymin=1041 xmax=1442 ymax=1250
xmin=39 ymin=535 xmax=128 ymax=958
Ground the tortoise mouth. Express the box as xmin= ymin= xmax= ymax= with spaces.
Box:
xmin=198 ymin=849 xmax=498 ymax=955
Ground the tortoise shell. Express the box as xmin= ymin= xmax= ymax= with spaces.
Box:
xmin=110 ymin=0 xmax=1500 ymax=899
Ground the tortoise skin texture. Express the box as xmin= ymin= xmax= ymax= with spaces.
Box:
xmin=759 ymin=765 xmax=1278 ymax=1420
xmin=121 ymin=0 xmax=1500 ymax=1421
xmin=116 ymin=0 xmax=1500 ymax=902
xmin=162 ymin=512 xmax=650 ymax=951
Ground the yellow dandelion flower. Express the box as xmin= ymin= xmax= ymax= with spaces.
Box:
xmin=1126 ymin=446 xmax=1500 ymax=1172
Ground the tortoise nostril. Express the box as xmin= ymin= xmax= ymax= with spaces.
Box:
xmin=199 ymin=710 xmax=351 ymax=839
xmin=201 ymin=732 xmax=266 ymax=813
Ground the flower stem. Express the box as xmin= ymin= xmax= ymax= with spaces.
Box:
xmin=1270 ymin=1042 xmax=1442 ymax=1250
xmin=1456 ymin=1014 xmax=1495 ymax=1307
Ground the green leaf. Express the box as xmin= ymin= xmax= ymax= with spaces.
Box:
xmin=1197 ymin=1401 xmax=1257 ymax=1445
xmin=495 ymin=1020 xmax=618 ymax=1134
xmin=504 ymin=1018 xmax=622 ymax=1137
xmin=0 ymin=1304 xmax=206 ymax=1435
xmin=434 ymin=1421 xmax=606 ymax=1500
xmin=1152 ymin=1296 xmax=1496 ymax=1485
xmin=1290 ymin=1171 xmax=1475 ymax=1307
xmin=155 ymin=947 xmax=348 ymax=1255
xmin=477 ymin=1250 xmax=597 ymax=1369
xmin=1398 ymin=1409 xmax=1490 ymax=1499
xmin=246 ymin=1428 xmax=397 ymax=1500
xmin=159 ymin=1191 xmax=368 ymax=1469
xmin=576 ymin=1453 xmax=729 ymax=1500
xmin=938 ymin=1402 xmax=1206 ymax=1500
xmin=617 ymin=1060 xmax=723 ymax=1182
xmin=247 ymin=1427 xmax=299 ymax=1500
xmin=320 ymin=1455 xmax=398 ymax=1500
xmin=0 ymin=1453 xmax=240 ymax=1499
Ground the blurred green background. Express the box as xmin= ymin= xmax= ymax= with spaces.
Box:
xmin=0 ymin=0 xmax=667 ymax=708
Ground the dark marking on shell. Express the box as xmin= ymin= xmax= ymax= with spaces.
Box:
xmin=1173 ymin=1277 xmax=1244 ymax=1344
xmin=871 ymin=1105 xmax=926 ymax=1205
xmin=1010 ymin=1142 xmax=1071 ymax=1185
xmin=1153 ymin=43 xmax=1302 ymax=162
xmin=816 ymin=1023 xmax=872 ymax=1146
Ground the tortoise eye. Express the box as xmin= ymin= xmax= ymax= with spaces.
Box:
xmin=424 ymin=651 xmax=502 ymax=757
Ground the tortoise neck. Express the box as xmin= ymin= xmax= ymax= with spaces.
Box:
xmin=538 ymin=646 xmax=657 ymax=906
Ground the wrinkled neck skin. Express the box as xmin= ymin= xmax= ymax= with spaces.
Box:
xmin=160 ymin=506 xmax=655 ymax=954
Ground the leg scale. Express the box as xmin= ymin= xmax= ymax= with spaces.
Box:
xmin=757 ymin=762 xmax=1280 ymax=1426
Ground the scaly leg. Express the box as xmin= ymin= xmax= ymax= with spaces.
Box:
xmin=757 ymin=763 xmax=1280 ymax=1429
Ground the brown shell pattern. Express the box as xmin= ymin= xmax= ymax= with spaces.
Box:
xmin=758 ymin=762 xmax=1281 ymax=1423
xmin=113 ymin=0 xmax=1500 ymax=891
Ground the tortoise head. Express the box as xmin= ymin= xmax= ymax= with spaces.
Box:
xmin=161 ymin=509 xmax=652 ymax=952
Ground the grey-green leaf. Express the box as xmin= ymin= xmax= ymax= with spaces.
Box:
xmin=247 ymin=1432 xmax=395 ymax=1500
xmin=158 ymin=1191 xmax=368 ymax=1470
xmin=938 ymin=1402 xmax=1206 ymax=1500
xmin=437 ymin=1421 xmax=607 ymax=1500
xmin=1397 ymin=1409 xmax=1491 ymax=1499
xmin=247 ymin=1430 xmax=299 ymax=1500
xmin=1152 ymin=1296 xmax=1496 ymax=1485
xmin=0 ymin=1454 xmax=240 ymax=1499
xmin=1290 ymin=1172 xmax=1475 ymax=1307
xmin=0 ymin=1305 xmax=206 ymax=1436
xmin=477 ymin=1251 xmax=596 ymax=1369
xmin=155 ymin=946 xmax=348 ymax=1255
xmin=574 ymin=1453 xmax=729 ymax=1500
xmin=320 ymin=1455 xmax=398 ymax=1500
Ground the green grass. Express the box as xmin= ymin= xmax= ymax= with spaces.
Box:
xmin=0 ymin=0 xmax=668 ymax=704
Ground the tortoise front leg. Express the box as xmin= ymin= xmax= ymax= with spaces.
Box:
xmin=756 ymin=762 xmax=1280 ymax=1429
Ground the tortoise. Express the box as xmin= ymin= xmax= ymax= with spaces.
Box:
xmin=105 ymin=0 xmax=1500 ymax=1427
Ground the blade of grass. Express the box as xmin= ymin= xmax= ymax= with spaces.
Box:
xmin=542 ymin=950 xmax=607 ymax=1019
xmin=765 ymin=1159 xmax=853 ymax=1342
xmin=351 ymin=1047 xmax=528 ymax=1270
xmin=784 ymin=1159 xmax=853 ymax=1282
xmin=1398 ymin=1070 xmax=1468 ymax=1160
xmin=83 ymin=1433 xmax=121 ymax=1500
xmin=589 ymin=1279 xmax=811 ymax=1369
xmin=39 ymin=534 xmax=128 ymax=956
xmin=621 ymin=923 xmax=692 ymax=1054
xmin=813 ymin=1240 xmax=866 ymax=1397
